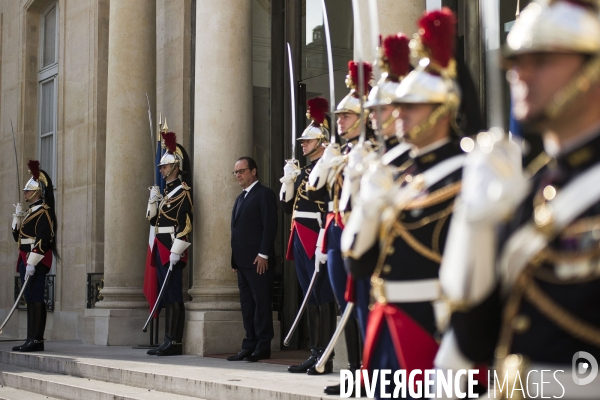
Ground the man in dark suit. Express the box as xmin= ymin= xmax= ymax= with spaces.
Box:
xmin=228 ymin=156 xmax=278 ymax=362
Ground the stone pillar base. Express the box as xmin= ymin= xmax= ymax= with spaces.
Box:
xmin=83 ymin=308 xmax=152 ymax=346
xmin=183 ymin=310 xmax=280 ymax=355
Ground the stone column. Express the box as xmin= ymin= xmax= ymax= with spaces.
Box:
xmin=355 ymin=0 xmax=426 ymax=63
xmin=185 ymin=0 xmax=254 ymax=355
xmin=84 ymin=0 xmax=156 ymax=346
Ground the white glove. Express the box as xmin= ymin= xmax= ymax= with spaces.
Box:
xmin=279 ymin=159 xmax=301 ymax=202
xmin=169 ymin=252 xmax=181 ymax=268
xmin=12 ymin=203 xmax=25 ymax=231
xmin=315 ymin=248 xmax=327 ymax=264
xmin=25 ymin=264 xmax=35 ymax=277
xmin=148 ymin=186 xmax=163 ymax=203
xmin=308 ymin=143 xmax=344 ymax=191
xmin=146 ymin=186 xmax=163 ymax=219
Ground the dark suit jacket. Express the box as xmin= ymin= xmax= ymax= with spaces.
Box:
xmin=231 ymin=181 xmax=278 ymax=269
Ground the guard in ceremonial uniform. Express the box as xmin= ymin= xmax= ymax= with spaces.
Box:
xmin=146 ymin=131 xmax=192 ymax=356
xmin=366 ymin=33 xmax=413 ymax=167
xmin=437 ymin=1 xmax=600 ymax=398
xmin=11 ymin=161 xmax=59 ymax=352
xmin=280 ymin=97 xmax=337 ymax=374
xmin=307 ymin=61 xmax=373 ymax=394
xmin=343 ymin=9 xmax=466 ymax=398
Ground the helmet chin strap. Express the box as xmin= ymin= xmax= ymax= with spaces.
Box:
xmin=163 ymin=163 xmax=179 ymax=180
xmin=539 ymin=55 xmax=600 ymax=124
xmin=25 ymin=188 xmax=41 ymax=202
xmin=403 ymin=103 xmax=454 ymax=141
xmin=380 ymin=111 xmax=397 ymax=132
xmin=305 ymin=138 xmax=325 ymax=158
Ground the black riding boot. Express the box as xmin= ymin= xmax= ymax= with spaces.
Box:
xmin=157 ymin=302 xmax=184 ymax=356
xmin=147 ymin=303 xmax=169 ymax=355
xmin=20 ymin=302 xmax=46 ymax=352
xmin=12 ymin=303 xmax=34 ymax=351
xmin=308 ymin=301 xmax=337 ymax=375
xmin=288 ymin=304 xmax=320 ymax=373
xmin=324 ymin=317 xmax=362 ymax=394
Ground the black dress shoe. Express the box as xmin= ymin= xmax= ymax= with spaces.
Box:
xmin=156 ymin=341 xmax=182 ymax=356
xmin=227 ymin=349 xmax=253 ymax=361
xmin=288 ymin=349 xmax=319 ymax=373
xmin=245 ymin=349 xmax=271 ymax=362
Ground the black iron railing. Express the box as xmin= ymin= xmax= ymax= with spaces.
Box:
xmin=13 ymin=275 xmax=55 ymax=311
xmin=86 ymin=273 xmax=104 ymax=308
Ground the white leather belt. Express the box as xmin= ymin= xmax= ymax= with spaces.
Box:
xmin=292 ymin=211 xmax=322 ymax=228
xmin=20 ymin=238 xmax=35 ymax=245
xmin=156 ymin=226 xmax=175 ymax=234
xmin=384 ymin=279 xmax=441 ymax=303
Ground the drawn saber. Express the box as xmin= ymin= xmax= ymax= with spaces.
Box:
xmin=367 ymin=0 xmax=386 ymax=154
xmin=283 ymin=261 xmax=320 ymax=346
xmin=10 ymin=118 xmax=20 ymax=201
xmin=142 ymin=264 xmax=171 ymax=332
xmin=351 ymin=0 xmax=367 ymax=144
xmin=321 ymin=0 xmax=336 ymax=143
xmin=0 ymin=276 xmax=30 ymax=335
xmin=314 ymin=302 xmax=355 ymax=373
xmin=287 ymin=42 xmax=297 ymax=160
xmin=146 ymin=93 xmax=157 ymax=186
xmin=142 ymin=240 xmax=190 ymax=332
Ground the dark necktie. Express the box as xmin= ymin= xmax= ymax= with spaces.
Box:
xmin=235 ymin=190 xmax=247 ymax=217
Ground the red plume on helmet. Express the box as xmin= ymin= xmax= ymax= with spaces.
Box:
xmin=28 ymin=160 xmax=41 ymax=181
xmin=418 ymin=8 xmax=456 ymax=70
xmin=382 ymin=33 xmax=411 ymax=81
xmin=161 ymin=131 xmax=177 ymax=154
xmin=347 ymin=61 xmax=373 ymax=95
xmin=307 ymin=97 xmax=329 ymax=127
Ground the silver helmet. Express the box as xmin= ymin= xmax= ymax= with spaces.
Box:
xmin=394 ymin=8 xmax=461 ymax=140
xmin=505 ymin=0 xmax=600 ymax=122
xmin=299 ymin=97 xmax=330 ymax=142
xmin=365 ymin=33 xmax=412 ymax=109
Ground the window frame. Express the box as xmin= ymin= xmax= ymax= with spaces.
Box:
xmin=37 ymin=3 xmax=59 ymax=183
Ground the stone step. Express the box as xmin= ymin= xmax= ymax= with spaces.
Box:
xmin=0 ymin=386 xmax=62 ymax=400
xmin=0 ymin=362 xmax=204 ymax=400
xmin=0 ymin=342 xmax=338 ymax=400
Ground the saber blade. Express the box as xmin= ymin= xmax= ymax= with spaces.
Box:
xmin=142 ymin=265 xmax=172 ymax=332
xmin=287 ymin=42 xmax=297 ymax=160
xmin=146 ymin=94 xmax=157 ymax=186
xmin=351 ymin=0 xmax=367 ymax=143
xmin=321 ymin=0 xmax=336 ymax=143
xmin=10 ymin=118 xmax=20 ymax=200
xmin=0 ymin=276 xmax=30 ymax=335
xmin=314 ymin=302 xmax=355 ymax=373
xmin=283 ymin=267 xmax=319 ymax=346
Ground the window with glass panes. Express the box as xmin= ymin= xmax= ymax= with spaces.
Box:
xmin=38 ymin=4 xmax=58 ymax=182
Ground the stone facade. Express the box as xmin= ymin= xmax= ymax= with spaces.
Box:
xmin=0 ymin=0 xmax=426 ymax=355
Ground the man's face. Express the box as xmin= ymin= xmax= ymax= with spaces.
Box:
xmin=370 ymin=104 xmax=398 ymax=136
xmin=300 ymin=139 xmax=320 ymax=156
xmin=396 ymin=103 xmax=437 ymax=144
xmin=337 ymin=112 xmax=359 ymax=138
xmin=24 ymin=190 xmax=40 ymax=202
xmin=509 ymin=52 xmax=586 ymax=123
xmin=234 ymin=160 xmax=256 ymax=189
xmin=159 ymin=164 xmax=174 ymax=180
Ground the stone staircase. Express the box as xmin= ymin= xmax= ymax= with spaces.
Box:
xmin=0 ymin=341 xmax=339 ymax=400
